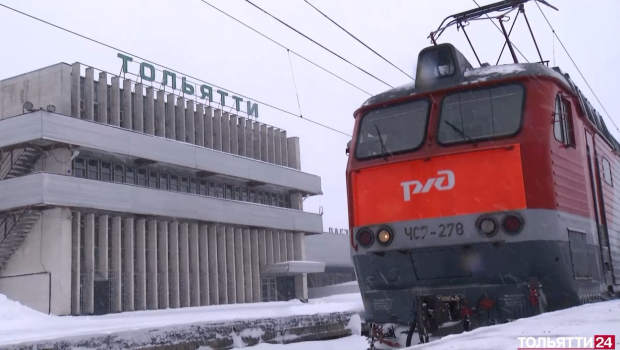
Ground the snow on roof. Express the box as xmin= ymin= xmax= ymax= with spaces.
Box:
xmin=464 ymin=64 xmax=527 ymax=77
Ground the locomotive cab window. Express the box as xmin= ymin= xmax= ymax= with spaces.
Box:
xmin=554 ymin=94 xmax=575 ymax=146
xmin=602 ymin=157 xmax=613 ymax=186
xmin=355 ymin=99 xmax=429 ymax=159
xmin=438 ymin=84 xmax=524 ymax=144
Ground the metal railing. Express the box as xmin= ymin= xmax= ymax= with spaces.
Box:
xmin=0 ymin=148 xmax=27 ymax=180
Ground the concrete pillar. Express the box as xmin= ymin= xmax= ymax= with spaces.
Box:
xmin=179 ymin=223 xmax=190 ymax=307
xmin=208 ymin=225 xmax=219 ymax=304
xmin=267 ymin=127 xmax=275 ymax=164
xmin=84 ymin=68 xmax=94 ymax=121
xmin=70 ymin=62 xmax=80 ymax=118
xmin=168 ymin=222 xmax=180 ymax=308
xmin=83 ymin=213 xmax=95 ymax=314
xmin=280 ymin=130 xmax=289 ymax=167
xmin=155 ymin=90 xmax=165 ymax=137
xmin=204 ymin=106 xmax=214 ymax=149
xmin=226 ymin=227 xmax=236 ymax=303
xmin=189 ymin=223 xmax=200 ymax=307
xmin=222 ymin=112 xmax=231 ymax=153
xmin=274 ymin=128 xmax=282 ymax=165
xmin=122 ymin=79 xmax=132 ymax=130
xmin=135 ymin=218 xmax=147 ymax=311
xmin=279 ymin=231 xmax=288 ymax=262
xmin=265 ymin=230 xmax=274 ymax=266
xmin=287 ymin=232 xmax=294 ymax=262
xmin=97 ymin=72 xmax=108 ymax=124
xmin=216 ymin=226 xmax=228 ymax=304
xmin=234 ymin=228 xmax=244 ymax=303
xmin=260 ymin=124 xmax=268 ymax=162
xmin=145 ymin=87 xmax=155 ymax=135
xmin=242 ymin=229 xmax=252 ymax=303
xmin=272 ymin=230 xmax=281 ymax=264
xmin=250 ymin=229 xmax=261 ymax=302
xmin=157 ymin=221 xmax=169 ymax=310
xmin=258 ymin=229 xmax=267 ymax=268
xmin=110 ymin=77 xmax=120 ymax=126
xmin=123 ymin=217 xmax=134 ymax=311
xmin=147 ymin=219 xmax=158 ymax=310
xmin=133 ymin=83 xmax=144 ymax=133
xmin=110 ymin=216 xmax=122 ymax=313
xmin=195 ymin=103 xmax=205 ymax=147
xmin=230 ymin=114 xmax=239 ymax=155
xmin=199 ymin=225 xmax=210 ymax=306
xmin=238 ymin=117 xmax=246 ymax=157
xmin=165 ymin=93 xmax=176 ymax=140
xmin=186 ymin=100 xmax=195 ymax=145
xmin=176 ymin=97 xmax=186 ymax=142
xmin=294 ymin=233 xmax=308 ymax=299
xmin=213 ymin=109 xmax=222 ymax=151
xmin=71 ymin=211 xmax=81 ymax=315
xmin=97 ymin=215 xmax=108 ymax=278
xmin=253 ymin=121 xmax=261 ymax=160
xmin=245 ymin=119 xmax=253 ymax=159
xmin=287 ymin=137 xmax=302 ymax=170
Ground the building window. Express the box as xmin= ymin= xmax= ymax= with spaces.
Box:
xmin=114 ymin=164 xmax=124 ymax=183
xmin=137 ymin=168 xmax=147 ymax=187
xmin=199 ymin=180 xmax=208 ymax=195
xmin=258 ymin=191 xmax=265 ymax=205
xmin=553 ymin=94 xmax=575 ymax=146
xmin=160 ymin=173 xmax=169 ymax=190
xmin=190 ymin=179 xmax=198 ymax=194
xmin=278 ymin=194 xmax=285 ymax=208
xmin=149 ymin=171 xmax=159 ymax=188
xmin=241 ymin=188 xmax=248 ymax=202
xmin=101 ymin=161 xmax=112 ymax=182
xmin=126 ymin=166 xmax=136 ymax=185
xmin=249 ymin=189 xmax=256 ymax=203
xmin=180 ymin=177 xmax=189 ymax=193
xmin=261 ymin=277 xmax=278 ymax=302
xmin=225 ymin=185 xmax=233 ymax=199
xmin=602 ymin=157 xmax=613 ymax=186
xmin=170 ymin=175 xmax=179 ymax=191
xmin=74 ymin=157 xmax=86 ymax=178
xmin=217 ymin=183 xmax=225 ymax=198
xmin=87 ymin=159 xmax=99 ymax=180
xmin=209 ymin=182 xmax=216 ymax=197
xmin=234 ymin=186 xmax=241 ymax=201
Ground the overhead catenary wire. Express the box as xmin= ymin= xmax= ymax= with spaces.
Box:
xmin=0 ymin=2 xmax=352 ymax=137
xmin=287 ymin=50 xmax=303 ymax=117
xmin=534 ymin=0 xmax=619 ymax=134
xmin=302 ymin=0 xmax=415 ymax=81
xmin=244 ymin=0 xmax=395 ymax=89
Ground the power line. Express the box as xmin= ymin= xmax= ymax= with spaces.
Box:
xmin=534 ymin=0 xmax=619 ymax=134
xmin=196 ymin=0 xmax=372 ymax=96
xmin=0 ymin=2 xmax=352 ymax=137
xmin=245 ymin=0 xmax=394 ymax=89
xmin=302 ymin=0 xmax=414 ymax=81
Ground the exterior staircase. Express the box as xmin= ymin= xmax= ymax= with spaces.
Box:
xmin=0 ymin=147 xmax=43 ymax=180
xmin=0 ymin=209 xmax=42 ymax=271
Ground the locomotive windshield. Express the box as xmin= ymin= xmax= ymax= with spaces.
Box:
xmin=438 ymin=84 xmax=525 ymax=144
xmin=355 ymin=100 xmax=429 ymax=159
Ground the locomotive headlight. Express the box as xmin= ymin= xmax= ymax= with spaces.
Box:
xmin=476 ymin=216 xmax=498 ymax=237
xmin=377 ymin=228 xmax=393 ymax=246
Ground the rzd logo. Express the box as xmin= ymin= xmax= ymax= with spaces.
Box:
xmin=400 ymin=170 xmax=455 ymax=201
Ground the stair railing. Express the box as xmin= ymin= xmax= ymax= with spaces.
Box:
xmin=0 ymin=148 xmax=27 ymax=180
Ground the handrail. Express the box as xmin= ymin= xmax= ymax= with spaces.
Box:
xmin=0 ymin=148 xmax=27 ymax=181
xmin=0 ymin=209 xmax=25 ymax=251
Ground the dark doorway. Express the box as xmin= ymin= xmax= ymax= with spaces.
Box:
xmin=94 ymin=280 xmax=110 ymax=315
xmin=276 ymin=276 xmax=295 ymax=301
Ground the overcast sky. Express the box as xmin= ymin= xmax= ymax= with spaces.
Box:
xmin=1 ymin=0 xmax=619 ymax=231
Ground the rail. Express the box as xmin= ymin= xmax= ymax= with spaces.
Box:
xmin=0 ymin=148 xmax=26 ymax=180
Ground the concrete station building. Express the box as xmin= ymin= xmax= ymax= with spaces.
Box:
xmin=0 ymin=60 xmax=325 ymax=316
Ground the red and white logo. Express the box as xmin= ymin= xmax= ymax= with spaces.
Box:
xmin=400 ymin=170 xmax=455 ymax=201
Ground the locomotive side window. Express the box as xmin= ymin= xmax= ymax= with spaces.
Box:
xmin=437 ymin=84 xmax=524 ymax=144
xmin=355 ymin=99 xmax=429 ymax=159
xmin=553 ymin=94 xmax=575 ymax=146
xmin=602 ymin=157 xmax=613 ymax=186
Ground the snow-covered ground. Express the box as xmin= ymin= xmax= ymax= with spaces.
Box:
xmin=0 ymin=293 xmax=363 ymax=346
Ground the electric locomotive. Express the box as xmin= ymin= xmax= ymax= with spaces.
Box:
xmin=346 ymin=0 xmax=620 ymax=347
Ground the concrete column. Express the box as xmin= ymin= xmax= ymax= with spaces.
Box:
xmin=294 ymin=233 xmax=308 ymax=299
xmin=234 ymin=228 xmax=244 ymax=303
xmin=189 ymin=223 xmax=200 ymax=307
xmin=185 ymin=100 xmax=195 ymax=144
xmin=110 ymin=77 xmax=120 ymax=126
xmin=155 ymin=90 xmax=165 ymax=137
xmin=258 ymin=229 xmax=267 ymax=268
xmin=157 ymin=221 xmax=169 ymax=309
xmin=176 ymin=97 xmax=186 ymax=142
xmin=199 ymin=225 xmax=210 ymax=306
xmin=133 ymin=83 xmax=144 ymax=133
xmin=97 ymin=215 xmax=108 ymax=278
xmin=267 ymin=127 xmax=275 ymax=164
xmin=165 ymin=93 xmax=176 ymax=140
xmin=84 ymin=68 xmax=94 ymax=121
xmin=195 ymin=103 xmax=205 ymax=147
xmin=253 ymin=121 xmax=261 ymax=160
xmin=216 ymin=226 xmax=228 ymax=304
xmin=145 ymin=87 xmax=155 ymax=135
xmin=238 ymin=117 xmax=246 ymax=157
xmin=110 ymin=216 xmax=122 ymax=313
xmin=135 ymin=218 xmax=146 ymax=311
xmin=147 ymin=219 xmax=158 ymax=310
xmin=123 ymin=217 xmax=134 ymax=311
xmin=250 ymin=229 xmax=261 ymax=302
xmin=245 ymin=119 xmax=253 ymax=159
xmin=204 ymin=106 xmax=214 ymax=149
xmin=280 ymin=130 xmax=289 ymax=167
xmin=265 ymin=230 xmax=274 ymax=266
xmin=168 ymin=222 xmax=180 ymax=308
xmin=70 ymin=62 xmax=80 ymax=118
xmin=208 ymin=225 xmax=219 ymax=304
xmin=97 ymin=72 xmax=108 ymax=124
xmin=279 ymin=231 xmax=288 ymax=262
xmin=222 ymin=112 xmax=231 ymax=153
xmin=274 ymin=128 xmax=282 ymax=165
xmin=230 ymin=114 xmax=239 ymax=155
xmin=83 ymin=213 xmax=95 ymax=314
xmin=287 ymin=232 xmax=294 ymax=262
xmin=213 ymin=109 xmax=222 ymax=151
xmin=272 ymin=230 xmax=281 ymax=264
xmin=122 ymin=79 xmax=132 ymax=130
xmin=226 ymin=227 xmax=236 ymax=303
xmin=71 ymin=212 xmax=81 ymax=314
xmin=179 ymin=223 xmax=190 ymax=307
xmin=242 ymin=229 xmax=252 ymax=302
xmin=260 ymin=124 xmax=268 ymax=162
xmin=287 ymin=137 xmax=302 ymax=170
